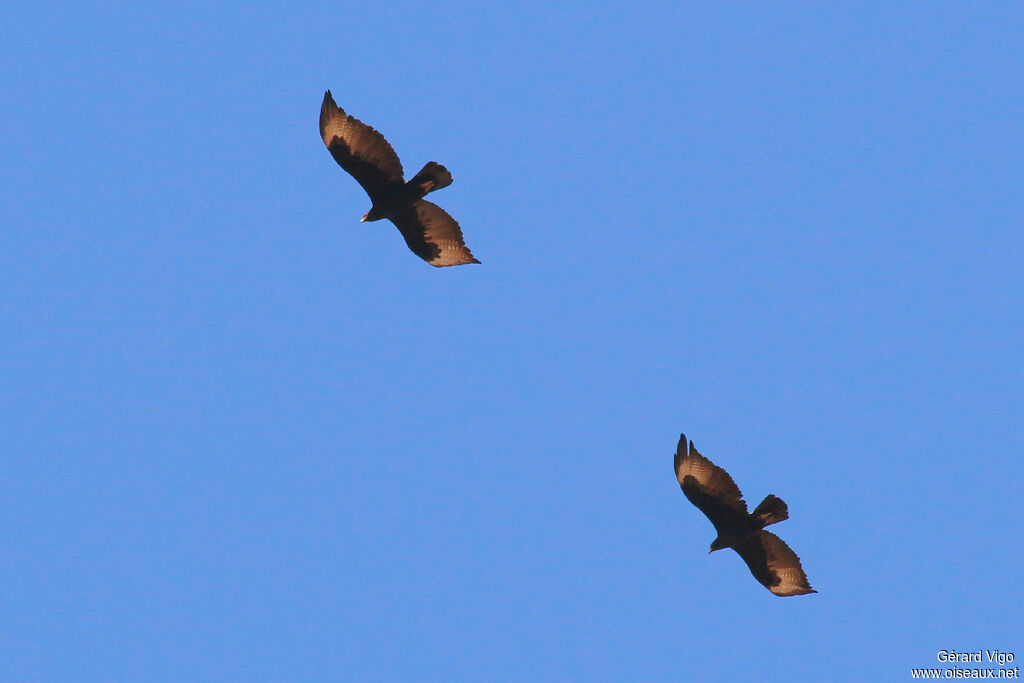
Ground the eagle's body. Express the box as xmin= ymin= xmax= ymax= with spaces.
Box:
xmin=319 ymin=90 xmax=478 ymax=267
xmin=358 ymin=160 xmax=452 ymax=222
xmin=674 ymin=434 xmax=816 ymax=597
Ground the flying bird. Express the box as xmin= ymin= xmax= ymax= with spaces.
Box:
xmin=318 ymin=90 xmax=479 ymax=267
xmin=674 ymin=434 xmax=816 ymax=596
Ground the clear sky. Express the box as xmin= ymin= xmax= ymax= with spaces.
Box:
xmin=2 ymin=2 xmax=1022 ymax=680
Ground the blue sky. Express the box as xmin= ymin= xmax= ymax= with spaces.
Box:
xmin=2 ymin=2 xmax=1021 ymax=680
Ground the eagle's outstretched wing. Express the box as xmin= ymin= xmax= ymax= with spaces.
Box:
xmin=733 ymin=530 xmax=817 ymax=596
xmin=319 ymin=91 xmax=404 ymax=202
xmin=675 ymin=434 xmax=749 ymax=534
xmin=388 ymin=200 xmax=480 ymax=267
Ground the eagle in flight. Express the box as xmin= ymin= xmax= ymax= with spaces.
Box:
xmin=674 ymin=434 xmax=816 ymax=596
xmin=319 ymin=90 xmax=479 ymax=267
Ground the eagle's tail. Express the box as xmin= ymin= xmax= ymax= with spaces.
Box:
xmin=410 ymin=162 xmax=453 ymax=194
xmin=752 ymin=494 xmax=789 ymax=528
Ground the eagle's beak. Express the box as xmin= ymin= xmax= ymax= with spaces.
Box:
xmin=360 ymin=214 xmax=368 ymax=223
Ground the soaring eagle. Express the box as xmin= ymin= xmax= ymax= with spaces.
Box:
xmin=318 ymin=90 xmax=479 ymax=267
xmin=674 ymin=434 xmax=816 ymax=596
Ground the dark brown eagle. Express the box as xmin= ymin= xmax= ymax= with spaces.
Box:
xmin=318 ymin=90 xmax=479 ymax=267
xmin=674 ymin=434 xmax=816 ymax=597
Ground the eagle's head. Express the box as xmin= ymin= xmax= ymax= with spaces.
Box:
xmin=361 ymin=205 xmax=388 ymax=222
